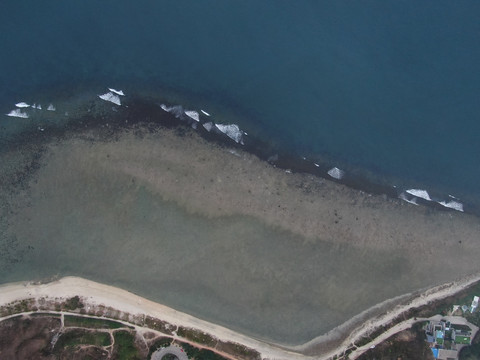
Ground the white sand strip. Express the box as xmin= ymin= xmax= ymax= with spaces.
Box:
xmin=0 ymin=277 xmax=310 ymax=360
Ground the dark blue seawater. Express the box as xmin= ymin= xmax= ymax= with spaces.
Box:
xmin=1 ymin=1 xmax=480 ymax=207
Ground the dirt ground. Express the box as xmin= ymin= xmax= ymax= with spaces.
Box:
xmin=0 ymin=315 xmax=61 ymax=359
xmin=0 ymin=314 xmax=231 ymax=360
xmin=356 ymin=324 xmax=434 ymax=360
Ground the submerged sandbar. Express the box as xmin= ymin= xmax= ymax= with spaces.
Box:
xmin=1 ymin=95 xmax=480 ymax=347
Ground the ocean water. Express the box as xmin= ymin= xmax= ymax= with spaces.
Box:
xmin=1 ymin=1 xmax=480 ymax=206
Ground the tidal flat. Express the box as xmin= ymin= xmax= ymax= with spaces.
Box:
xmin=1 ymin=100 xmax=480 ymax=346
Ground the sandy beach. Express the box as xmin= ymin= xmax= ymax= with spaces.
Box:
xmin=0 ymin=277 xmax=308 ymax=360
xmin=1 ymin=275 xmax=480 ymax=359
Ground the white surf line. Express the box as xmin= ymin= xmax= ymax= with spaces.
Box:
xmin=214 ymin=123 xmax=244 ymax=144
xmin=398 ymin=192 xmax=419 ymax=206
xmin=15 ymin=102 xmax=30 ymax=108
xmin=405 ymin=189 xmax=464 ymax=211
xmin=327 ymin=167 xmax=345 ymax=180
xmin=200 ymin=109 xmax=211 ymax=116
xmin=184 ymin=110 xmax=200 ymax=122
xmin=6 ymin=109 xmax=29 ymax=118
xmin=108 ymin=88 xmax=125 ymax=96
xmin=203 ymin=122 xmax=214 ymax=132
xmin=437 ymin=200 xmax=464 ymax=212
xmin=99 ymin=92 xmax=121 ymax=106
xmin=405 ymin=189 xmax=431 ymax=201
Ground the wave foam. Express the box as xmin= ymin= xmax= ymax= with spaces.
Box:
xmin=215 ymin=123 xmax=244 ymax=144
xmin=327 ymin=167 xmax=345 ymax=180
xmin=108 ymin=88 xmax=125 ymax=96
xmin=160 ymin=104 xmax=186 ymax=119
xmin=6 ymin=109 xmax=29 ymax=118
xmin=47 ymin=104 xmax=56 ymax=111
xmin=405 ymin=189 xmax=431 ymax=201
xmin=203 ymin=122 xmax=213 ymax=132
xmin=99 ymin=92 xmax=121 ymax=106
xmin=15 ymin=102 xmax=30 ymax=108
xmin=185 ymin=110 xmax=200 ymax=122
xmin=438 ymin=200 xmax=464 ymax=212
xmin=399 ymin=192 xmax=418 ymax=206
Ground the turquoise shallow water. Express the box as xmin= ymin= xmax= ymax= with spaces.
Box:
xmin=1 ymin=1 xmax=479 ymax=202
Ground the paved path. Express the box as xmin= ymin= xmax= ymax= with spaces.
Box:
xmin=151 ymin=345 xmax=189 ymax=360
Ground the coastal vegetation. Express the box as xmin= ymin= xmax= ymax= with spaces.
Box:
xmin=113 ymin=330 xmax=142 ymax=360
xmin=181 ymin=342 xmax=230 ymax=360
xmin=351 ymin=280 xmax=480 ymax=359
xmin=64 ymin=314 xmax=129 ymax=329
xmin=146 ymin=337 xmax=173 ymax=358
xmin=0 ymin=294 xmax=253 ymax=360
xmin=459 ymin=332 xmax=480 ymax=359
xmin=144 ymin=315 xmax=175 ymax=335
xmin=0 ymin=298 xmax=35 ymax=315
xmin=54 ymin=328 xmax=112 ymax=348
xmin=356 ymin=322 xmax=433 ymax=360
xmin=177 ymin=326 xmax=218 ymax=347
xmin=0 ymin=313 xmax=236 ymax=360
xmin=351 ymin=280 xmax=480 ymax=351
xmin=2 ymin=277 xmax=480 ymax=360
